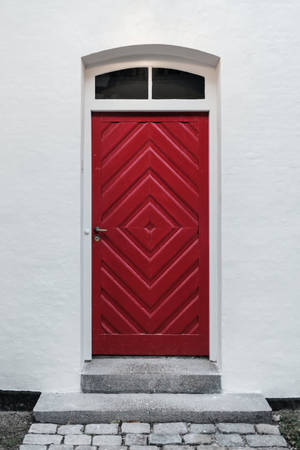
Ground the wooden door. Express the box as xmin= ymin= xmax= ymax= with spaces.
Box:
xmin=92 ymin=113 xmax=209 ymax=355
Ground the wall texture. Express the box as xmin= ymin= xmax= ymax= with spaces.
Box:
xmin=0 ymin=0 xmax=299 ymax=396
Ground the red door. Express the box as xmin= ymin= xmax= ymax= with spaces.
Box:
xmin=92 ymin=113 xmax=209 ymax=355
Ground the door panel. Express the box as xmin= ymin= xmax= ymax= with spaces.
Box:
xmin=92 ymin=113 xmax=209 ymax=355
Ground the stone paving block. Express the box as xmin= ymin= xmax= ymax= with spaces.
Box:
xmin=216 ymin=433 xmax=244 ymax=447
xmin=49 ymin=446 xmax=74 ymax=450
xmin=23 ymin=434 xmax=63 ymax=445
xmin=76 ymin=447 xmax=97 ymax=450
xmin=245 ymin=434 xmax=287 ymax=447
xmin=225 ymin=448 xmax=251 ymax=450
xmin=93 ymin=434 xmax=123 ymax=446
xmin=29 ymin=423 xmax=58 ymax=434
xmin=249 ymin=448 xmax=287 ymax=450
xmin=122 ymin=422 xmax=151 ymax=433
xmin=97 ymin=447 xmax=127 ymax=450
xmin=130 ymin=446 xmax=159 ymax=450
xmin=153 ymin=423 xmax=188 ymax=434
xmin=19 ymin=446 xmax=47 ymax=450
xmin=125 ymin=434 xmax=148 ymax=445
xmin=217 ymin=423 xmax=255 ymax=434
xmin=149 ymin=434 xmax=182 ymax=445
xmin=58 ymin=424 xmax=84 ymax=435
xmin=183 ymin=433 xmax=213 ymax=444
xmin=197 ymin=446 xmax=226 ymax=450
xmin=64 ymin=434 xmax=92 ymax=445
xmin=163 ymin=446 xmax=195 ymax=450
xmin=256 ymin=424 xmax=280 ymax=435
xmin=85 ymin=423 xmax=119 ymax=434
xmin=190 ymin=424 xmax=216 ymax=434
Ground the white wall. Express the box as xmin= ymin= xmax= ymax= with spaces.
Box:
xmin=0 ymin=0 xmax=299 ymax=396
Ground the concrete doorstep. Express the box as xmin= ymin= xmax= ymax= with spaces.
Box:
xmin=81 ymin=357 xmax=221 ymax=394
xmin=34 ymin=393 xmax=272 ymax=424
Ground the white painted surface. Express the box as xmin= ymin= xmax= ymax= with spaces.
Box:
xmin=0 ymin=0 xmax=299 ymax=396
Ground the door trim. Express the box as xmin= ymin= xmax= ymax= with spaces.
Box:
xmin=81 ymin=51 xmax=221 ymax=364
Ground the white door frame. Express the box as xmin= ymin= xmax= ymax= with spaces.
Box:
xmin=81 ymin=52 xmax=221 ymax=364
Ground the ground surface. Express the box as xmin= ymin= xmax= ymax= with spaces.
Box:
xmin=279 ymin=410 xmax=300 ymax=449
xmin=0 ymin=410 xmax=299 ymax=450
xmin=0 ymin=412 xmax=32 ymax=450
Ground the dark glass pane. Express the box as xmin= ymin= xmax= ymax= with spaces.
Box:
xmin=95 ymin=68 xmax=148 ymax=99
xmin=152 ymin=68 xmax=205 ymax=99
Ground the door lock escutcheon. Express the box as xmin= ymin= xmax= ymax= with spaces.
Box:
xmin=94 ymin=227 xmax=107 ymax=241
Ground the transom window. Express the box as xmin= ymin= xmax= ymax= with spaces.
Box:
xmin=95 ymin=67 xmax=205 ymax=100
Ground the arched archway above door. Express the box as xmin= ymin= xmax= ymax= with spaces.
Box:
xmin=82 ymin=44 xmax=219 ymax=69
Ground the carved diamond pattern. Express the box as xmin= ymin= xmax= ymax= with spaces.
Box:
xmin=124 ymin=199 xmax=177 ymax=253
xmin=92 ymin=115 xmax=209 ymax=355
xmin=145 ymin=221 xmax=155 ymax=231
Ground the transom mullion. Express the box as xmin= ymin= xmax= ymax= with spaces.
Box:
xmin=148 ymin=66 xmax=152 ymax=99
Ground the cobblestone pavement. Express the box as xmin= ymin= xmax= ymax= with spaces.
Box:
xmin=19 ymin=421 xmax=289 ymax=450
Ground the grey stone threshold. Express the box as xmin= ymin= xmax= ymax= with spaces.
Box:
xmin=81 ymin=357 xmax=221 ymax=394
xmin=34 ymin=393 xmax=272 ymax=424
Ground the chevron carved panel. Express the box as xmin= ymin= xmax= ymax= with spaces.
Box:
xmin=92 ymin=114 xmax=209 ymax=355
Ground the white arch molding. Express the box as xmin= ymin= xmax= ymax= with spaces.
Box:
xmin=81 ymin=45 xmax=221 ymax=364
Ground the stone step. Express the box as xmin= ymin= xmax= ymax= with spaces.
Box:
xmin=34 ymin=392 xmax=272 ymax=424
xmin=81 ymin=357 xmax=221 ymax=393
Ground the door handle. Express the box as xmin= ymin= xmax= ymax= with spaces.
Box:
xmin=94 ymin=227 xmax=108 ymax=233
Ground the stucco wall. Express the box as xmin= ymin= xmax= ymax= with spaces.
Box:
xmin=0 ymin=0 xmax=299 ymax=396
